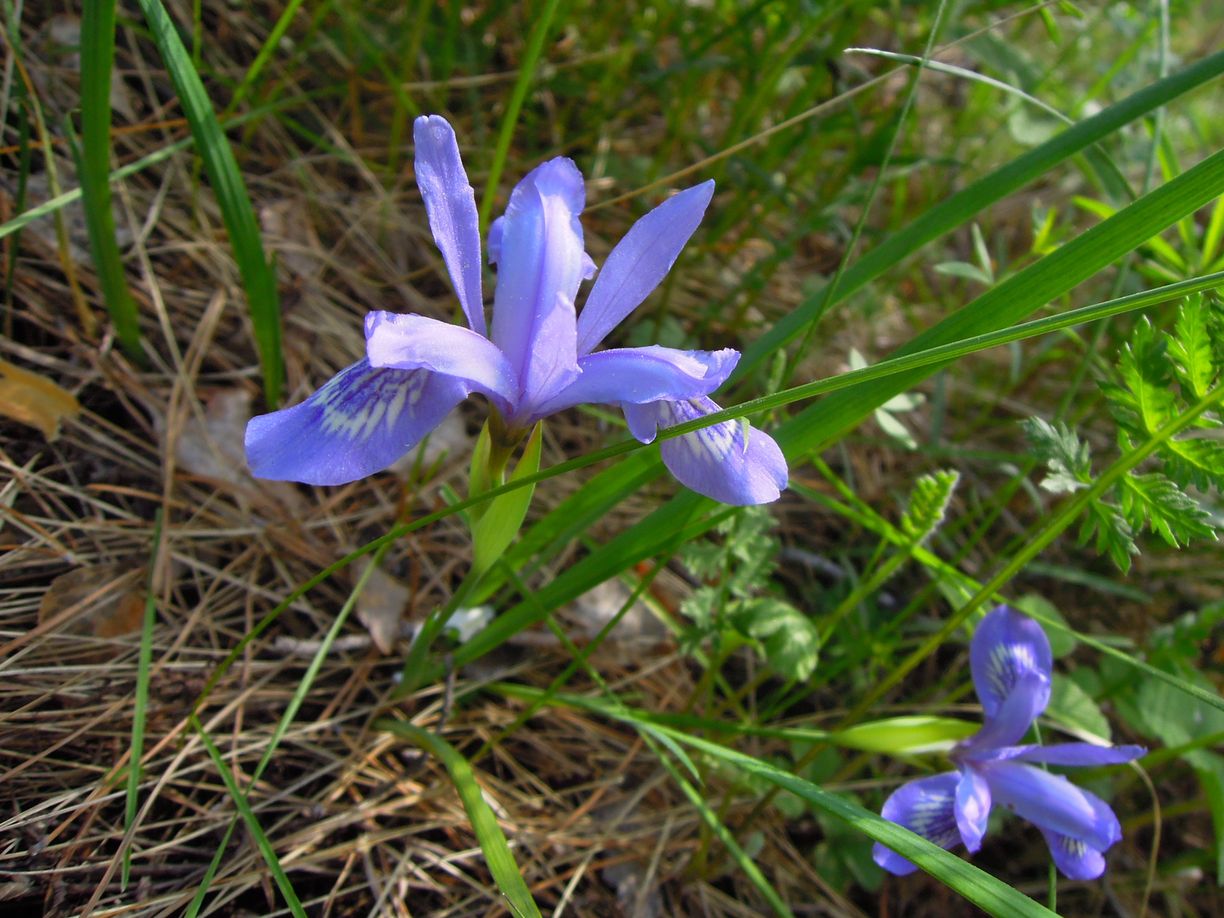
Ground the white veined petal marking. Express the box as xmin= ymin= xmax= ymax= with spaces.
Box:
xmin=666 ymin=399 xmax=744 ymax=463
xmin=317 ymin=364 xmax=427 ymax=440
xmin=1059 ymin=835 xmax=1087 ymax=858
xmin=987 ymin=641 xmax=1037 ymax=700
xmin=898 ymin=787 xmax=959 ymax=849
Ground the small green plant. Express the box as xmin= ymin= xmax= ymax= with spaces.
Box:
xmin=1026 ymin=292 xmax=1223 ymax=570
xmin=679 ymin=506 xmax=820 ymax=682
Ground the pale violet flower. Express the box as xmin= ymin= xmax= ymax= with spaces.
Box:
xmin=873 ymin=605 xmax=1145 ymax=880
xmin=245 ymin=115 xmax=787 ymax=505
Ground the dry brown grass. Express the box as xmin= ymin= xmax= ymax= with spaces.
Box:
xmin=6 ymin=4 xmax=1222 ymax=917
xmin=0 ymin=7 xmax=839 ymax=916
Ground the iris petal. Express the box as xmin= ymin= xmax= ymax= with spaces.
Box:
xmin=971 ymin=605 xmax=1053 ymax=721
xmin=490 ymin=157 xmax=587 ymax=416
xmin=413 ymin=115 xmax=486 ymax=335
xmin=872 ymin=772 xmax=962 ymax=876
xmin=576 ymin=181 xmax=715 ymax=355
xmin=981 ymin=761 xmax=1122 ymax=852
xmin=623 ymin=396 xmax=787 ymax=505
xmin=1039 ymin=828 xmax=1108 ymax=880
xmin=530 ymin=346 xmax=739 ymax=417
xmin=245 ymin=359 xmax=466 ymax=485
xmin=364 ymin=311 xmax=519 ymax=417
xmin=991 ymin=743 xmax=1146 ymax=767
xmin=955 ymin=768 xmax=992 ymax=853
xmin=964 ymin=670 xmax=1049 ymax=750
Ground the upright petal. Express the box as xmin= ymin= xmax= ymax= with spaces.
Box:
xmin=963 ymin=670 xmax=1049 ymax=750
xmin=245 ymin=359 xmax=466 ymax=485
xmin=872 ymin=772 xmax=962 ymax=876
xmin=623 ymin=396 xmax=787 ymax=505
xmin=413 ymin=115 xmax=486 ymax=335
xmin=971 ymin=605 xmax=1053 ymax=722
xmin=980 ymin=760 xmax=1122 ymax=853
xmin=1038 ymin=829 xmax=1108 ymax=880
xmin=490 ymin=158 xmax=588 ymax=415
xmin=998 ymin=743 xmax=1146 ymax=767
xmin=364 ymin=311 xmax=518 ymax=416
xmin=955 ymin=768 xmax=992 ymax=853
xmin=576 ymin=181 xmax=715 ymax=355
xmin=529 ymin=346 xmax=739 ymax=417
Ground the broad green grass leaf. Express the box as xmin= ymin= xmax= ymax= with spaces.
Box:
xmin=657 ymin=728 xmax=1055 ymax=917
xmin=377 ymin=722 xmax=542 ymax=918
xmin=78 ymin=0 xmax=140 ymax=358
xmin=455 ymin=148 xmax=1224 ymax=678
xmin=134 ymin=0 xmax=284 ymax=404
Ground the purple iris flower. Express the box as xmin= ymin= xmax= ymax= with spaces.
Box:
xmin=245 ymin=115 xmax=787 ymax=505
xmin=873 ymin=605 xmax=1145 ymax=881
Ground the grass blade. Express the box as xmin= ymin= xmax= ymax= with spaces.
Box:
xmin=135 ymin=0 xmax=284 ymax=404
xmin=660 ymin=727 xmax=1056 ymax=917
xmin=476 ymin=0 xmax=564 ymax=231
xmin=78 ymin=0 xmax=141 ymax=358
xmin=190 ymin=715 xmax=306 ymax=917
xmin=377 ymin=721 xmax=543 ymax=918
xmin=734 ymin=47 xmax=1224 ymax=381
xmin=184 ymin=543 xmax=390 ymax=918
xmin=121 ymin=509 xmax=162 ymax=889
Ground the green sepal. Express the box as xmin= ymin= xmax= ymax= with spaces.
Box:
xmin=832 ymin=716 xmax=978 ymax=755
xmin=471 ymin=423 xmax=543 ymax=576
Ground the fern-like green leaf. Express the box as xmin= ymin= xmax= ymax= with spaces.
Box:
xmin=900 ymin=470 xmax=960 ymax=542
xmin=1023 ymin=418 xmax=1092 ymax=493
xmin=1167 ymin=293 xmax=1216 ymax=400
xmin=1161 ymin=436 xmax=1224 ymax=491
xmin=1078 ymin=501 xmax=1138 ymax=572
xmin=1116 ymin=316 xmax=1176 ymax=433
xmin=1119 ymin=472 xmax=1216 ymax=548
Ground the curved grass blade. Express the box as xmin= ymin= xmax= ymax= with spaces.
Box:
xmin=120 ymin=509 xmax=162 ymax=889
xmin=475 ymin=50 xmax=1224 ymax=616
xmin=78 ymin=0 xmax=141 ymax=358
xmin=734 ymin=47 xmax=1224 ymax=381
xmin=134 ymin=0 xmax=284 ymax=404
xmin=660 ymin=727 xmax=1055 ymax=917
xmin=189 ymin=268 xmax=1222 ymax=719
xmin=191 ymin=714 xmax=306 ymax=918
xmin=377 ymin=721 xmax=543 ymax=918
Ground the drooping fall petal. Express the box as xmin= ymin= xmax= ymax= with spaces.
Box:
xmin=872 ymin=772 xmax=963 ymax=876
xmin=245 ymin=359 xmax=467 ymax=485
xmin=623 ymin=396 xmax=787 ymax=505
